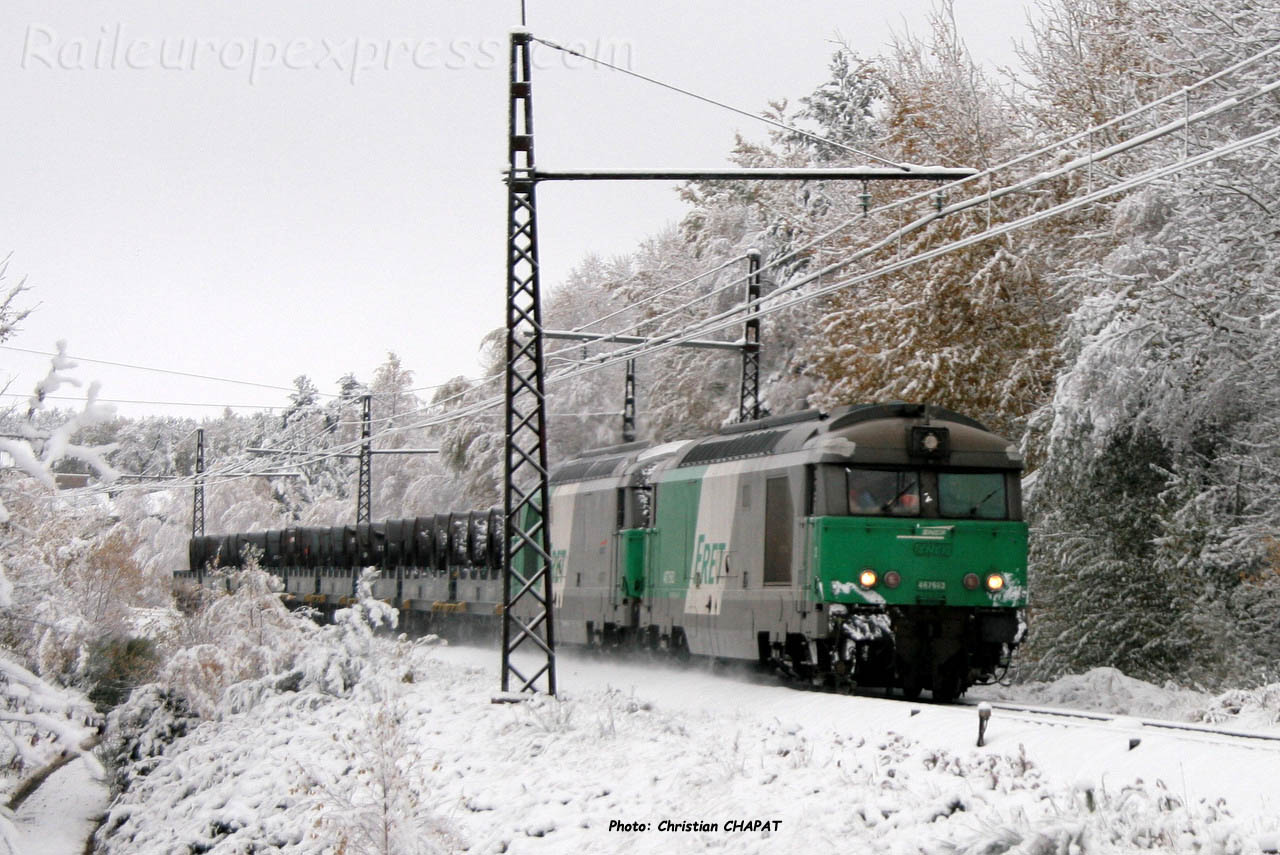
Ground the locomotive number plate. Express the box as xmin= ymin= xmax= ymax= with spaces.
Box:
xmin=917 ymin=580 xmax=947 ymax=591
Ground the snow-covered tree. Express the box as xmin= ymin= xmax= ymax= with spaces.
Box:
xmin=0 ymin=327 xmax=121 ymax=848
xmin=282 ymin=375 xmax=321 ymax=428
xmin=797 ymin=8 xmax=1060 ymax=441
xmin=0 ymin=343 xmax=119 ymax=523
xmin=1024 ymin=0 xmax=1280 ymax=686
xmin=0 ymin=256 xmax=33 ymax=345
xmin=433 ymin=345 xmax=504 ymax=510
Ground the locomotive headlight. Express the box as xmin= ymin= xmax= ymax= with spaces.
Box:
xmin=858 ymin=569 xmax=878 ymax=588
xmin=985 ymin=573 xmax=1006 ymax=592
xmin=963 ymin=573 xmax=980 ymax=591
xmin=883 ymin=571 xmax=902 ymax=589
xmin=910 ymin=426 xmax=950 ymax=459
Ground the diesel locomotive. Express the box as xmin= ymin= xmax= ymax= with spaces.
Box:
xmin=182 ymin=402 xmax=1028 ymax=701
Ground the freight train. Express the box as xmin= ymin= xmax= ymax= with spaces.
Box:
xmin=181 ymin=403 xmax=1028 ymax=701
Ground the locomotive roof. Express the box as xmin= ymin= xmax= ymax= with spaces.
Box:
xmin=548 ymin=403 xmax=1018 ymax=482
xmin=672 ymin=403 xmax=1009 ymax=469
xmin=548 ymin=454 xmax=628 ymax=484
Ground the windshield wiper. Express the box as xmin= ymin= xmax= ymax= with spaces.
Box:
xmin=967 ymin=487 xmax=1002 ymax=517
xmin=881 ymin=481 xmax=918 ymax=513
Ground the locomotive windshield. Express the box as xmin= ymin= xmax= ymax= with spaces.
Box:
xmin=847 ymin=468 xmax=920 ymax=516
xmin=937 ymin=472 xmax=1007 ymax=519
xmin=840 ymin=467 xmax=1011 ymax=519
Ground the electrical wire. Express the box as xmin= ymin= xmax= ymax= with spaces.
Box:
xmin=531 ymin=36 xmax=909 ymax=170
xmin=0 ymin=392 xmax=283 ymax=410
xmin=569 ymin=253 xmax=750 ymax=333
xmin=28 ymin=45 xmax=1280 ymax=498
xmin=0 ymin=344 xmax=338 ymax=398
xmin=545 ymin=44 xmax=1280 ymax=372
xmin=565 ymin=120 xmax=1280 ymax=377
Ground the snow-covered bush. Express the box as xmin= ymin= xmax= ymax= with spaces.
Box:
xmin=156 ymin=556 xmax=317 ymax=718
xmin=292 ymin=569 xmax=400 ymax=698
xmin=101 ymin=684 xmax=197 ymax=796
xmin=0 ymin=330 xmax=125 ymax=847
xmin=98 ymin=579 xmax=453 ymax=855
xmin=300 ymin=688 xmax=462 ymax=855
xmin=0 ymin=654 xmax=102 ymax=779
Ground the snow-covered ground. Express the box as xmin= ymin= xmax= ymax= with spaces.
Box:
xmin=11 ymin=757 xmax=107 ymax=855
xmin=92 ymin=633 xmax=1280 ymax=855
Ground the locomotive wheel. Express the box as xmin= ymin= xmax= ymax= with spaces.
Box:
xmin=930 ymin=655 xmax=967 ymax=703
xmin=896 ymin=654 xmax=923 ymax=700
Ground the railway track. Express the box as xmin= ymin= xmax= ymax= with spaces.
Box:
xmin=960 ymin=697 xmax=1280 ymax=750
xmin=454 ymin=641 xmax=1280 ymax=754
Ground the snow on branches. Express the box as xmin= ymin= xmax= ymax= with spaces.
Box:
xmin=0 ymin=341 xmax=119 ymax=526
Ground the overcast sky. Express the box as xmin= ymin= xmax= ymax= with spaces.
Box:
xmin=1 ymin=1 xmax=1034 ymax=419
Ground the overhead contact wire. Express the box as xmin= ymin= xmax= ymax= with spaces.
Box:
xmin=532 ymin=36 xmax=909 ymax=170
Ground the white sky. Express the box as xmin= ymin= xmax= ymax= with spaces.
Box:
xmin=0 ymin=1 xmax=1035 ymax=419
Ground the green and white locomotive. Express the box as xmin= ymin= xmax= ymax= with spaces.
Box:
xmin=537 ymin=403 xmax=1027 ymax=700
xmin=184 ymin=402 xmax=1027 ymax=702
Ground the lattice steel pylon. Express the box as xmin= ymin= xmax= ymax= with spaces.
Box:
xmin=622 ymin=359 xmax=637 ymax=442
xmin=192 ymin=428 xmax=205 ymax=538
xmin=357 ymin=394 xmax=372 ymax=524
xmin=739 ymin=250 xmax=763 ymax=422
xmin=502 ymin=29 xmax=557 ymax=696
xmin=192 ymin=428 xmax=206 ymax=584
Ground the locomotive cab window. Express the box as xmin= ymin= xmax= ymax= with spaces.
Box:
xmin=937 ymin=472 xmax=1007 ymax=519
xmin=847 ymin=468 xmax=920 ymax=517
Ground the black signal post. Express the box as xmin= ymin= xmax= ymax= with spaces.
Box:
xmin=357 ymin=394 xmax=373 ymax=524
xmin=622 ymin=358 xmax=637 ymax=443
xmin=192 ymin=428 xmax=205 ymax=539
xmin=740 ymin=250 xmax=763 ymax=422
xmin=503 ymin=29 xmax=557 ymax=696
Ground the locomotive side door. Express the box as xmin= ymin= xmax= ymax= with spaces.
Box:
xmin=612 ymin=484 xmax=652 ymax=636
